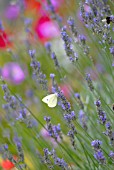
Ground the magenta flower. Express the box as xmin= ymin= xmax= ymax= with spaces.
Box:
xmin=5 ymin=4 xmax=20 ymax=20
xmin=2 ymin=62 xmax=26 ymax=84
xmin=35 ymin=16 xmax=60 ymax=43
xmin=51 ymin=0 xmax=64 ymax=9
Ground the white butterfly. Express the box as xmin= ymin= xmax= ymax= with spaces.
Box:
xmin=42 ymin=93 xmax=58 ymax=108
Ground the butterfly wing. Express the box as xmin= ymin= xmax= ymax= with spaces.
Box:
xmin=48 ymin=94 xmax=57 ymax=108
xmin=42 ymin=94 xmax=56 ymax=104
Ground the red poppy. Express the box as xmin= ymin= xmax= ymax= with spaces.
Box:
xmin=0 ymin=30 xmax=10 ymax=49
xmin=1 ymin=159 xmax=14 ymax=170
xmin=25 ymin=0 xmax=41 ymax=11
xmin=35 ymin=15 xmax=59 ymax=43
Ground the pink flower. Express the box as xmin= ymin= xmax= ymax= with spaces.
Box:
xmin=5 ymin=4 xmax=20 ymax=20
xmin=2 ymin=62 xmax=26 ymax=84
xmin=35 ymin=16 xmax=60 ymax=43
xmin=60 ymin=84 xmax=71 ymax=98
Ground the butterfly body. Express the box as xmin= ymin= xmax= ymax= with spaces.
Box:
xmin=106 ymin=16 xmax=111 ymax=24
xmin=102 ymin=16 xmax=114 ymax=24
xmin=42 ymin=93 xmax=58 ymax=108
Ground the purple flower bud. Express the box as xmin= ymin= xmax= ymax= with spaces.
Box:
xmin=56 ymin=124 xmax=61 ymax=131
xmin=71 ymin=111 xmax=76 ymax=118
xmin=75 ymin=93 xmax=80 ymax=99
xmin=61 ymin=26 xmax=67 ymax=31
xmin=45 ymin=42 xmax=52 ymax=54
xmin=50 ymin=73 xmax=55 ymax=78
xmin=0 ymin=20 xmax=4 ymax=30
xmin=67 ymin=18 xmax=74 ymax=26
xmin=24 ymin=18 xmax=32 ymax=25
xmin=52 ymin=86 xmax=56 ymax=93
xmin=51 ymin=52 xmax=56 ymax=59
xmin=26 ymin=89 xmax=34 ymax=98
xmin=95 ymin=100 xmax=101 ymax=107
xmin=106 ymin=122 xmax=111 ymax=129
xmin=110 ymin=46 xmax=114 ymax=56
xmin=94 ymin=150 xmax=105 ymax=164
xmin=44 ymin=148 xmax=51 ymax=156
xmin=29 ymin=49 xmax=36 ymax=57
xmin=3 ymin=144 xmax=8 ymax=150
xmin=109 ymin=151 xmax=114 ymax=159
xmin=44 ymin=116 xmax=51 ymax=122
xmin=91 ymin=140 xmax=102 ymax=148
xmin=79 ymin=34 xmax=86 ymax=45
xmin=1 ymin=84 xmax=8 ymax=91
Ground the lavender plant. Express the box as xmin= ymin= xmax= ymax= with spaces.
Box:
xmin=0 ymin=0 xmax=114 ymax=170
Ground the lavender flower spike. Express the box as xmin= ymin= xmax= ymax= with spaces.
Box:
xmin=28 ymin=49 xmax=48 ymax=91
xmin=86 ymin=73 xmax=94 ymax=91
xmin=91 ymin=140 xmax=106 ymax=164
